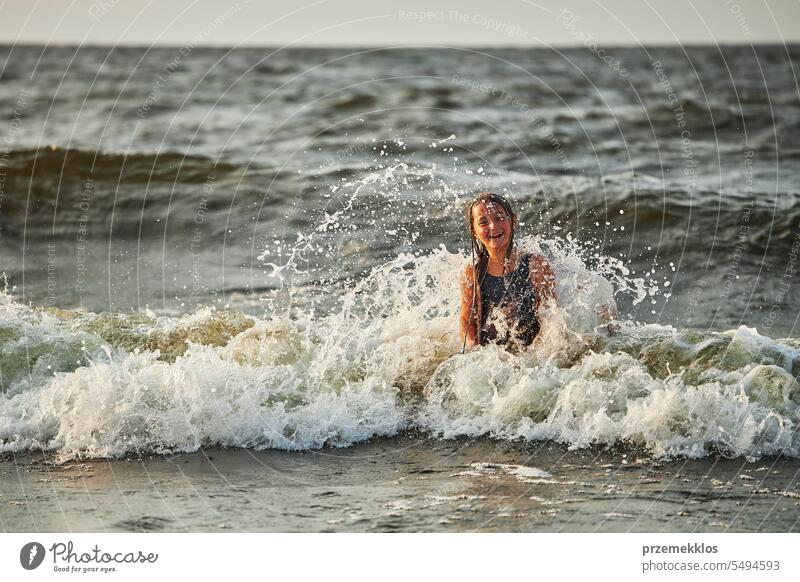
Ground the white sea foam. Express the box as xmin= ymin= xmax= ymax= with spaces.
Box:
xmin=1 ymin=239 xmax=799 ymax=460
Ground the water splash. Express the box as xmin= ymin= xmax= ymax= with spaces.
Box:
xmin=1 ymin=159 xmax=797 ymax=460
xmin=0 ymin=239 xmax=798 ymax=459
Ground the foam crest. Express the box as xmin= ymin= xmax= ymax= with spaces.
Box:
xmin=1 ymin=240 xmax=799 ymax=460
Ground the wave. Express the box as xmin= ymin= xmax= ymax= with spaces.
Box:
xmin=525 ymin=172 xmax=800 ymax=252
xmin=626 ymin=98 xmax=747 ymax=130
xmin=0 ymin=147 xmax=242 ymax=182
xmin=4 ymin=147 xmax=798 ymax=253
xmin=1 ymin=241 xmax=798 ymax=461
xmin=0 ymin=147 xmax=267 ymax=238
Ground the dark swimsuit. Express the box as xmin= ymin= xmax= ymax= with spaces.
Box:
xmin=479 ymin=253 xmax=540 ymax=347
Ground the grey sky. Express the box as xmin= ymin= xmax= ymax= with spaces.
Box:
xmin=1 ymin=0 xmax=798 ymax=46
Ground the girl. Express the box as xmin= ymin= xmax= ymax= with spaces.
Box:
xmin=460 ymin=192 xmax=556 ymax=351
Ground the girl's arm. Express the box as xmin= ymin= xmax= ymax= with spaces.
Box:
xmin=529 ymin=254 xmax=556 ymax=309
xmin=595 ymin=303 xmax=620 ymax=336
xmin=459 ymin=266 xmax=479 ymax=349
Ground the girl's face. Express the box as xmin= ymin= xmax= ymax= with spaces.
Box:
xmin=471 ymin=201 xmax=515 ymax=254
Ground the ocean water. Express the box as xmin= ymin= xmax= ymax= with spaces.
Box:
xmin=1 ymin=44 xmax=800 ymax=468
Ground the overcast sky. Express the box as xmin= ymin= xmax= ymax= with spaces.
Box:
xmin=1 ymin=0 xmax=798 ymax=47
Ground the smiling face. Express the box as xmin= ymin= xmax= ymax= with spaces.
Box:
xmin=471 ymin=200 xmax=515 ymax=255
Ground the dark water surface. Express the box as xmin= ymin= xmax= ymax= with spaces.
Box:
xmin=2 ymin=437 xmax=799 ymax=532
xmin=1 ymin=44 xmax=798 ymax=331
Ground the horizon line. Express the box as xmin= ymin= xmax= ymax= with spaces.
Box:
xmin=1 ymin=41 xmax=797 ymax=50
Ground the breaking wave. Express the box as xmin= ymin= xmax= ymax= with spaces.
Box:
xmin=1 ymin=238 xmax=798 ymax=461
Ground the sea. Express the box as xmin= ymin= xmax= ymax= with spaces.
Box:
xmin=0 ymin=44 xmax=799 ymax=532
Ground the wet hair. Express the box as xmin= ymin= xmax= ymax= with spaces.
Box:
xmin=463 ymin=192 xmax=517 ymax=350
